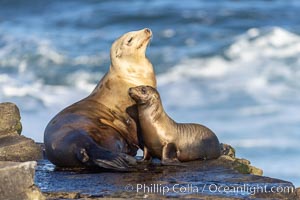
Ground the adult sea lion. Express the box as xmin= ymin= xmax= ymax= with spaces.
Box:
xmin=128 ymin=86 xmax=220 ymax=165
xmin=44 ymin=28 xmax=156 ymax=170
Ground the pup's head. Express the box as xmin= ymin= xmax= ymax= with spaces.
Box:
xmin=128 ymin=85 xmax=159 ymax=105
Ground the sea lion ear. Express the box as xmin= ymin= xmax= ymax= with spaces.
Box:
xmin=154 ymin=92 xmax=160 ymax=101
xmin=115 ymin=48 xmax=122 ymax=58
xmin=141 ymin=87 xmax=147 ymax=94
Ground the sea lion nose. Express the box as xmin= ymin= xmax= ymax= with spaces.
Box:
xmin=144 ymin=28 xmax=151 ymax=35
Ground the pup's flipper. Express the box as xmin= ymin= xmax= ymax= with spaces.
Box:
xmin=161 ymin=143 xmax=186 ymax=167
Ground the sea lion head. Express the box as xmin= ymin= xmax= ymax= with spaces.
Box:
xmin=128 ymin=85 xmax=159 ymax=105
xmin=110 ymin=28 xmax=152 ymax=66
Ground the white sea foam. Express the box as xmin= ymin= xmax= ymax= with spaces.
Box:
xmin=158 ymin=27 xmax=300 ymax=108
xmin=0 ymin=72 xmax=94 ymax=142
xmin=0 ymin=31 xmax=105 ymax=71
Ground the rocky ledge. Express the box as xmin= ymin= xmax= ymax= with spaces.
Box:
xmin=0 ymin=102 xmax=42 ymax=161
xmin=38 ymin=156 xmax=297 ymax=199
xmin=38 ymin=144 xmax=297 ymax=199
xmin=0 ymin=161 xmax=44 ymax=200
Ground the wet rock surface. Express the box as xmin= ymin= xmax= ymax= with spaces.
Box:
xmin=36 ymin=158 xmax=297 ymax=199
xmin=0 ymin=102 xmax=42 ymax=162
xmin=0 ymin=161 xmax=44 ymax=200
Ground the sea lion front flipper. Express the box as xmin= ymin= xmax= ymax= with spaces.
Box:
xmin=137 ymin=146 xmax=152 ymax=163
xmin=77 ymin=147 xmax=137 ymax=171
xmin=161 ymin=143 xmax=186 ymax=167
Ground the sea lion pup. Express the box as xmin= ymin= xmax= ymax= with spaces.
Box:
xmin=44 ymin=28 xmax=156 ymax=171
xmin=128 ymin=86 xmax=221 ymax=165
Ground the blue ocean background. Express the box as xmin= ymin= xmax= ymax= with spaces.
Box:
xmin=0 ymin=0 xmax=299 ymax=187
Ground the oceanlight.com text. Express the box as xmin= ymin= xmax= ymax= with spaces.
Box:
xmin=124 ymin=183 xmax=294 ymax=196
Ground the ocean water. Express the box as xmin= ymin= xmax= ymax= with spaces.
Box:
xmin=0 ymin=0 xmax=299 ymax=187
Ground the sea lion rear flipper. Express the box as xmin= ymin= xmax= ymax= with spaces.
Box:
xmin=161 ymin=143 xmax=186 ymax=167
xmin=93 ymin=158 xmax=128 ymax=171
xmin=93 ymin=153 xmax=137 ymax=171
xmin=77 ymin=147 xmax=137 ymax=171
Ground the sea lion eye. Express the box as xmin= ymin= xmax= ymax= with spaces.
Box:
xmin=141 ymin=87 xmax=147 ymax=94
xmin=127 ymin=37 xmax=133 ymax=44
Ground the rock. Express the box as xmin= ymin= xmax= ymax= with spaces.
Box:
xmin=0 ymin=136 xmax=42 ymax=162
xmin=296 ymin=187 xmax=300 ymax=199
xmin=249 ymin=165 xmax=263 ymax=176
xmin=0 ymin=102 xmax=22 ymax=136
xmin=0 ymin=161 xmax=45 ymax=200
xmin=216 ymin=155 xmax=263 ymax=176
xmin=219 ymin=144 xmax=262 ymax=176
xmin=36 ymin=158 xmax=296 ymax=199
xmin=0 ymin=102 xmax=42 ymax=161
xmin=220 ymin=143 xmax=236 ymax=158
xmin=43 ymin=192 xmax=83 ymax=200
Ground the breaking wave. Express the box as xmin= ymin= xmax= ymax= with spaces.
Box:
xmin=158 ymin=27 xmax=300 ymax=109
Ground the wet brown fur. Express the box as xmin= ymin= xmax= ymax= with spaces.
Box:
xmin=129 ymin=86 xmax=221 ymax=164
